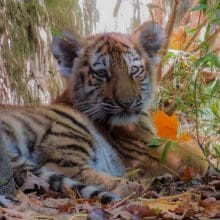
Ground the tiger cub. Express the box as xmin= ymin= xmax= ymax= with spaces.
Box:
xmin=52 ymin=21 xmax=208 ymax=177
xmin=0 ymin=22 xmax=208 ymax=205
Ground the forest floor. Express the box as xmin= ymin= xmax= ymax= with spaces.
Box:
xmin=1 ymin=171 xmax=220 ymax=220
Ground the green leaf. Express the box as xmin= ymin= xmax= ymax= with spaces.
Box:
xmin=51 ymin=27 xmax=62 ymax=37
xmin=160 ymin=141 xmax=173 ymax=163
xmin=209 ymin=80 xmax=219 ymax=97
xmin=214 ymin=145 xmax=220 ymax=158
xmin=194 ymin=54 xmax=220 ymax=68
xmin=148 ymin=138 xmax=165 ymax=147
xmin=185 ymin=27 xmax=197 ymax=36
xmin=191 ymin=4 xmax=207 ymax=11
xmin=125 ymin=168 xmax=141 ymax=178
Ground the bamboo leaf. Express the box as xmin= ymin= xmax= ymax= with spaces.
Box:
xmin=160 ymin=141 xmax=173 ymax=163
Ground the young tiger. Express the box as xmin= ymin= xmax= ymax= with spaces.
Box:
xmin=0 ymin=22 xmax=208 ymax=205
xmin=52 ymin=21 xmax=208 ymax=177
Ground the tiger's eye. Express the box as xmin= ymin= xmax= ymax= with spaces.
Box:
xmin=95 ymin=69 xmax=108 ymax=78
xmin=130 ymin=66 xmax=138 ymax=76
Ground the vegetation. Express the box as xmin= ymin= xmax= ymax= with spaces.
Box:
xmin=155 ymin=0 xmax=220 ymax=171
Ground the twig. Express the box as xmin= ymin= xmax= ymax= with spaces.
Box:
xmin=156 ymin=0 xmax=181 ymax=82
xmin=183 ymin=18 xmax=207 ymax=51
xmin=190 ymin=28 xmax=220 ymax=52
xmin=109 ymin=192 xmax=136 ymax=209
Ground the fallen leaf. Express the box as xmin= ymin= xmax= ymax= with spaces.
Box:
xmin=1 ymin=207 xmax=27 ymax=219
xmin=161 ymin=210 xmax=185 ymax=220
xmin=126 ymin=204 xmax=155 ymax=217
xmin=142 ymin=192 xmax=200 ymax=212
xmin=200 ymin=197 xmax=216 ymax=208
xmin=20 ymin=171 xmax=49 ymax=192
xmin=181 ymin=166 xmax=199 ymax=182
xmin=197 ymin=200 xmax=220 ymax=218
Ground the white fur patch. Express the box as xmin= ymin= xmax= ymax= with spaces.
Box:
xmin=80 ymin=185 xmax=100 ymax=198
xmin=0 ymin=195 xmax=11 ymax=207
xmin=110 ymin=114 xmax=138 ymax=126
xmin=123 ymin=49 xmax=142 ymax=74
xmin=88 ymin=126 xmax=125 ymax=177
xmin=62 ymin=177 xmax=79 ymax=188
xmin=90 ymin=52 xmax=110 ymax=70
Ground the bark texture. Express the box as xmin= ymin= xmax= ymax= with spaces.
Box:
xmin=0 ymin=0 xmax=63 ymax=104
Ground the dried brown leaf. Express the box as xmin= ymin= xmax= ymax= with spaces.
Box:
xmin=20 ymin=171 xmax=49 ymax=192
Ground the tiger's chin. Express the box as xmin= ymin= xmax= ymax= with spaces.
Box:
xmin=110 ymin=114 xmax=139 ymax=126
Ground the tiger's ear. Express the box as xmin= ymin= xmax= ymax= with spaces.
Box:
xmin=52 ymin=32 xmax=84 ymax=78
xmin=130 ymin=21 xmax=164 ymax=64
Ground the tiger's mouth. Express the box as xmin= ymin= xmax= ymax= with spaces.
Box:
xmin=108 ymin=110 xmax=141 ymax=126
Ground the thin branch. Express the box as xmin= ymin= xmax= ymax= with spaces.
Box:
xmin=156 ymin=0 xmax=181 ymax=82
xmin=183 ymin=18 xmax=207 ymax=51
xmin=190 ymin=28 xmax=220 ymax=52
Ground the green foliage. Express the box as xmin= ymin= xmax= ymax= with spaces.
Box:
xmin=156 ymin=0 xmax=220 ymax=168
xmin=160 ymin=141 xmax=175 ymax=163
xmin=148 ymin=138 xmax=176 ymax=163
xmin=148 ymin=138 xmax=166 ymax=147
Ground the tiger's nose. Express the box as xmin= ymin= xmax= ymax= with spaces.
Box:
xmin=116 ymin=98 xmax=135 ymax=108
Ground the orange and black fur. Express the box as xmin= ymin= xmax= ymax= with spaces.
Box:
xmin=0 ymin=22 xmax=208 ymax=205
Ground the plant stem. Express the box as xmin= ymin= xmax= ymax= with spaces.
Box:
xmin=156 ymin=0 xmax=181 ymax=82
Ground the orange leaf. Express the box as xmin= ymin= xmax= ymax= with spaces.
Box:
xmin=169 ymin=26 xmax=186 ymax=50
xmin=181 ymin=166 xmax=199 ymax=182
xmin=153 ymin=110 xmax=191 ymax=141
xmin=153 ymin=110 xmax=178 ymax=141
xmin=179 ymin=133 xmax=191 ymax=141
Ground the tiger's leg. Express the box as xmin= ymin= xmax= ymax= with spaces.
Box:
xmin=34 ymin=165 xmax=121 ymax=204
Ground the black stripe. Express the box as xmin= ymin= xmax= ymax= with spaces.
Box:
xmin=50 ymin=108 xmax=91 ymax=135
xmin=118 ymin=139 xmax=161 ymax=163
xmin=47 ymin=158 xmax=81 ymax=168
xmin=118 ymin=138 xmax=147 ymax=154
xmin=49 ymin=131 xmax=94 ymax=149
xmin=36 ymin=111 xmax=87 ymax=138
xmin=90 ymin=189 xmax=103 ymax=198
xmin=75 ymin=184 xmax=86 ymax=191
xmin=86 ymin=88 xmax=96 ymax=96
xmin=140 ymin=112 xmax=149 ymax=118
xmin=116 ymin=146 xmax=140 ymax=160
xmin=56 ymin=144 xmax=91 ymax=156
xmin=12 ymin=115 xmax=37 ymax=151
xmin=37 ymin=110 xmax=87 ymax=136
xmin=95 ymin=42 xmax=106 ymax=54
xmin=60 ymin=160 xmax=79 ymax=167
xmin=52 ymin=120 xmax=86 ymax=137
xmin=139 ymin=123 xmax=154 ymax=135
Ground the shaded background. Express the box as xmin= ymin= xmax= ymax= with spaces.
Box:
xmin=0 ymin=0 xmax=195 ymax=104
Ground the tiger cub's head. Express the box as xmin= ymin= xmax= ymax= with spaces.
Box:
xmin=52 ymin=22 xmax=163 ymax=126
